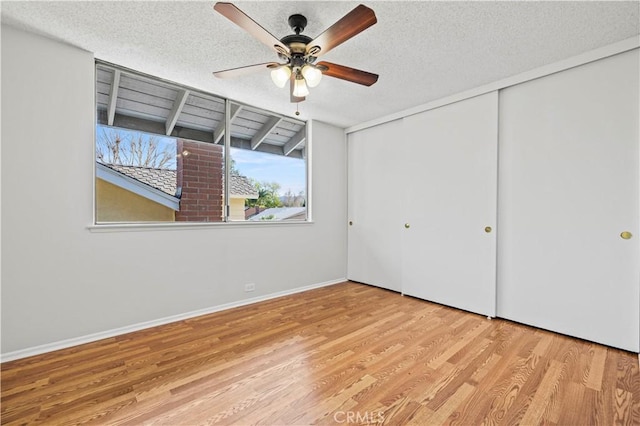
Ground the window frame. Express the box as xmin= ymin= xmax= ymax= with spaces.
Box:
xmin=92 ymin=61 xmax=311 ymax=229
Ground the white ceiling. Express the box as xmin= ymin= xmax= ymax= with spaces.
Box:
xmin=2 ymin=1 xmax=639 ymax=128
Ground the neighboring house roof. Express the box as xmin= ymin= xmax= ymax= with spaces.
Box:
xmin=96 ymin=162 xmax=180 ymax=211
xmin=249 ymin=207 xmax=306 ymax=221
xmin=97 ymin=162 xmax=258 ymax=206
xmin=230 ymin=174 xmax=258 ymax=199
xmin=103 ymin=163 xmax=177 ymax=196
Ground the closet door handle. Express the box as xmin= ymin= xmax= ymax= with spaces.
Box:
xmin=485 ymin=226 xmax=492 ymax=233
xmin=620 ymin=231 xmax=632 ymax=239
xmin=404 ymin=223 xmax=410 ymax=229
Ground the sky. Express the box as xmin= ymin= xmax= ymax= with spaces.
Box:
xmin=231 ymin=147 xmax=306 ymax=196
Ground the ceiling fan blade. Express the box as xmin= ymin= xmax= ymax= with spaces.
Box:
xmin=306 ymin=4 xmax=377 ymax=57
xmin=214 ymin=2 xmax=288 ymax=54
xmin=213 ymin=62 xmax=278 ymax=79
xmin=317 ymin=61 xmax=378 ymax=86
xmin=290 ymin=74 xmax=306 ymax=103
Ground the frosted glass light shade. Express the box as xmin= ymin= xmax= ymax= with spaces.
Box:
xmin=270 ymin=66 xmax=291 ymax=88
xmin=293 ymin=77 xmax=309 ymax=97
xmin=301 ymin=65 xmax=322 ymax=88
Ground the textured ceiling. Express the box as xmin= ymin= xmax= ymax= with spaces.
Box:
xmin=2 ymin=1 xmax=639 ymax=128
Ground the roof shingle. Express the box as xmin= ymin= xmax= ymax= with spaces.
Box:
xmin=102 ymin=163 xmax=177 ymax=195
xmin=230 ymin=174 xmax=258 ymax=198
xmin=98 ymin=163 xmax=258 ymax=199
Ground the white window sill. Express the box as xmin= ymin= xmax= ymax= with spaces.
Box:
xmin=88 ymin=220 xmax=314 ymax=233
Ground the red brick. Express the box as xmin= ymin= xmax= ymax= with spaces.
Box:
xmin=175 ymin=139 xmax=224 ymax=223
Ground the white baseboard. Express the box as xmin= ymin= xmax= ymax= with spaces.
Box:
xmin=1 ymin=278 xmax=346 ymax=363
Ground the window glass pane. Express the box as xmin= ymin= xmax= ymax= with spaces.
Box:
xmin=228 ymin=101 xmax=307 ymax=222
xmin=95 ymin=125 xmax=225 ymax=223
xmin=230 ymin=148 xmax=306 ymax=221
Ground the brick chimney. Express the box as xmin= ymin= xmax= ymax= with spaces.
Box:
xmin=175 ymin=139 xmax=224 ymax=222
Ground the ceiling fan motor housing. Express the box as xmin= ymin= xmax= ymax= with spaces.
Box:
xmin=288 ymin=14 xmax=307 ymax=34
xmin=279 ymin=14 xmax=316 ymax=67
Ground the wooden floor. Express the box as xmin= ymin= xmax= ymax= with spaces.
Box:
xmin=2 ymin=282 xmax=639 ymax=425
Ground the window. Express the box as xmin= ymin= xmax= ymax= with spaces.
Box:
xmin=94 ymin=62 xmax=308 ymax=224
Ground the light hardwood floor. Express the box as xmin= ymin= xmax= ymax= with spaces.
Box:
xmin=2 ymin=282 xmax=639 ymax=425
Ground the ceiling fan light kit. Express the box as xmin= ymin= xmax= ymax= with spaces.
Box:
xmin=293 ymin=73 xmax=310 ymax=97
xmin=212 ymin=2 xmax=379 ymax=104
xmin=301 ymin=65 xmax=322 ymax=87
xmin=270 ymin=65 xmax=291 ymax=88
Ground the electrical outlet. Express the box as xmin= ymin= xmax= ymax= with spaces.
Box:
xmin=244 ymin=283 xmax=256 ymax=292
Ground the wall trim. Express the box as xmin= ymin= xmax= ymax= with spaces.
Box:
xmin=1 ymin=278 xmax=346 ymax=363
xmin=346 ymin=35 xmax=640 ymax=134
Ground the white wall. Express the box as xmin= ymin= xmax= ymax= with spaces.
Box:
xmin=1 ymin=25 xmax=347 ymax=357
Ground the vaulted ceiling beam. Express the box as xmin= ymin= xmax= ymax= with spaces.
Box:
xmin=283 ymin=127 xmax=306 ymax=156
xmin=98 ymin=111 xmax=304 ymax=159
xmin=213 ymin=103 xmax=242 ymax=144
xmin=107 ymin=70 xmax=121 ymax=126
xmin=165 ymin=89 xmax=190 ymax=135
xmin=251 ymin=116 xmax=282 ymax=151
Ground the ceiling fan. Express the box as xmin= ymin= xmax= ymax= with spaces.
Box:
xmin=212 ymin=2 xmax=379 ymax=103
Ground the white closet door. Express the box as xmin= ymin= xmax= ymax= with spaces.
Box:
xmin=347 ymin=120 xmax=403 ymax=292
xmin=402 ymin=92 xmax=499 ymax=316
xmin=497 ymin=50 xmax=639 ymax=351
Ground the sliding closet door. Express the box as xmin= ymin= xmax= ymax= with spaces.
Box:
xmin=347 ymin=120 xmax=403 ymax=291
xmin=402 ymin=92 xmax=499 ymax=316
xmin=497 ymin=50 xmax=639 ymax=351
